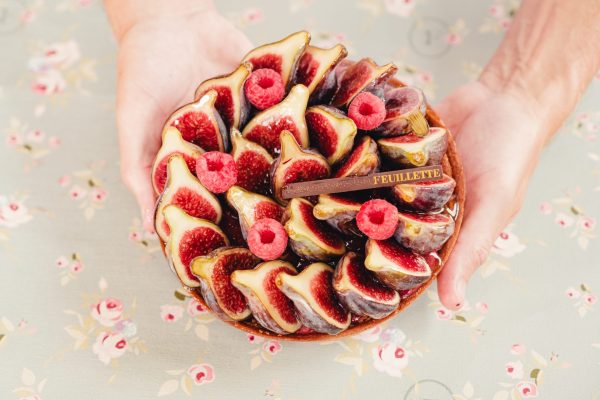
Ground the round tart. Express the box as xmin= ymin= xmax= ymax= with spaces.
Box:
xmin=153 ymin=31 xmax=465 ymax=341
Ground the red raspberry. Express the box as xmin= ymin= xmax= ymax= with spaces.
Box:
xmin=348 ymin=92 xmax=386 ymax=130
xmin=195 ymin=151 xmax=238 ymax=193
xmin=244 ymin=68 xmax=285 ymax=110
xmin=356 ymin=199 xmax=398 ymax=240
xmin=247 ymin=218 xmax=288 ymax=260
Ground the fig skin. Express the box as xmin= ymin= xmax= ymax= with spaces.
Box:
xmin=377 ymin=127 xmax=448 ymax=168
xmin=393 ymin=212 xmax=455 ymax=254
xmin=294 ymin=44 xmax=348 ymax=96
xmin=376 ymin=85 xmax=428 ymax=137
xmin=390 ymin=174 xmax=456 ymax=212
xmin=364 ymin=239 xmax=432 ymax=290
xmin=333 ymin=135 xmax=380 ymax=178
xmin=225 ymin=185 xmax=283 ymax=239
xmin=231 ymin=260 xmax=301 ymax=334
xmin=305 ymin=105 xmax=357 ymax=165
xmin=284 ymin=198 xmax=346 ymax=261
xmin=276 ymin=262 xmax=351 ymax=335
xmin=313 ymin=194 xmax=363 ymax=236
xmin=191 ymin=247 xmax=260 ymax=321
xmin=333 ymin=252 xmax=400 ymax=319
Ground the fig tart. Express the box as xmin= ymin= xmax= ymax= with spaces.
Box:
xmin=152 ymin=31 xmax=465 ymax=341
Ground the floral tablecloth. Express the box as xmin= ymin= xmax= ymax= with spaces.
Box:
xmin=1 ymin=0 xmax=599 ymax=399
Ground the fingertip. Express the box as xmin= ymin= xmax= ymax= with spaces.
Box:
xmin=437 ymin=259 xmax=466 ymax=310
xmin=142 ymin=206 xmax=156 ymax=234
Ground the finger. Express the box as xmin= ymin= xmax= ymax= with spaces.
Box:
xmin=122 ymin=164 xmax=156 ymax=233
xmin=436 ymin=191 xmax=508 ymax=310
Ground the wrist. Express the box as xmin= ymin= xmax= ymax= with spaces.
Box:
xmin=105 ymin=0 xmax=216 ymax=42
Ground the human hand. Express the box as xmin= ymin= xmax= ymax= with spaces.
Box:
xmin=114 ymin=6 xmax=252 ymax=231
xmin=434 ymin=81 xmax=545 ymax=309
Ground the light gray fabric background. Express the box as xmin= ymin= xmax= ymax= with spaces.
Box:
xmin=1 ymin=0 xmax=599 ymax=399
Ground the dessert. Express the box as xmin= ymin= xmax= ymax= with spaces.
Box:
xmin=153 ymin=31 xmax=465 ymax=340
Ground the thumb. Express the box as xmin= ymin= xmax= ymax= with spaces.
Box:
xmin=436 ymin=191 xmax=508 ymax=310
xmin=121 ymin=163 xmax=157 ymax=233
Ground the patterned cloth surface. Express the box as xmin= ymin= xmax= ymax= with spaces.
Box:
xmin=1 ymin=0 xmax=599 ymax=399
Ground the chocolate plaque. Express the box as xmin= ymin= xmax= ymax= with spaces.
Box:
xmin=282 ymin=165 xmax=443 ymax=199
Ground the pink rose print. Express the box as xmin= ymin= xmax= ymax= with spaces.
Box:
xmin=186 ymin=364 xmax=215 ymax=386
xmin=380 ymin=328 xmax=407 ymax=345
xmin=539 ymin=202 xmax=552 ymax=215
xmin=489 ymin=4 xmax=504 ymax=17
xmin=578 ymin=216 xmax=596 ymax=231
xmin=555 ymin=212 xmax=574 ymax=228
xmin=160 ymin=305 xmax=184 ymax=322
xmin=6 ymin=133 xmax=22 ymax=146
xmin=55 ymin=256 xmax=69 ymax=268
xmin=491 ymin=230 xmax=526 ymax=258
xmin=114 ymin=319 xmax=138 ymax=338
xmin=510 ymin=344 xmax=527 ymax=355
xmin=48 ymin=136 xmax=61 ymax=148
xmin=584 ymin=294 xmax=598 ymax=305
xmin=31 ymin=70 xmax=66 ymax=95
xmin=242 ymin=8 xmax=263 ymax=24
xmin=90 ymin=187 xmax=108 ymax=202
xmin=69 ymin=186 xmax=87 ymax=200
xmin=247 ymin=333 xmax=263 ymax=344
xmin=91 ymin=298 xmax=124 ymax=327
xmin=43 ymin=40 xmax=80 ymax=69
xmin=383 ymin=0 xmax=416 ymax=17
xmin=262 ymin=340 xmax=282 ymax=355
xmin=26 ymin=130 xmax=45 ymax=143
xmin=515 ymin=381 xmax=538 ymax=398
xmin=475 ymin=302 xmax=489 ymax=314
xmin=505 ymin=360 xmax=524 ymax=379
xmin=352 ymin=326 xmax=382 ymax=343
xmin=436 ymin=307 xmax=454 ymax=320
xmin=70 ymin=261 xmax=83 ymax=273
xmin=445 ymin=32 xmax=462 ymax=45
xmin=58 ymin=175 xmax=71 ymax=187
xmin=92 ymin=331 xmax=128 ymax=365
xmin=186 ymin=298 xmax=206 ymax=317
xmin=372 ymin=342 xmax=409 ymax=377
xmin=128 ymin=231 xmax=141 ymax=241
xmin=565 ymin=287 xmax=581 ymax=299
xmin=0 ymin=197 xmax=33 ymax=228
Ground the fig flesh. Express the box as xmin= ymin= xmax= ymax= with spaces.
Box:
xmin=312 ymin=194 xmax=362 ymax=236
xmin=294 ymin=44 xmax=348 ymax=98
xmin=377 ymin=85 xmax=428 ymax=137
xmin=333 ymin=135 xmax=380 ymax=178
xmin=226 ymin=185 xmax=284 ymax=239
xmin=390 ymin=174 xmax=456 ymax=212
xmin=377 ymin=127 xmax=448 ymax=168
xmin=393 ymin=211 xmax=455 ymax=254
xmin=230 ymin=129 xmax=273 ymax=195
xmin=305 ymin=105 xmax=357 ymax=165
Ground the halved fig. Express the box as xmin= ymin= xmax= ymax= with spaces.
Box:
xmin=191 ymin=247 xmax=259 ymax=321
xmin=194 ymin=62 xmax=253 ymax=130
xmin=151 ymin=127 xmax=204 ymax=194
xmin=393 ymin=211 xmax=455 ymax=254
xmin=241 ymin=84 xmax=310 ymax=155
xmin=276 ymin=262 xmax=350 ymax=335
xmin=365 ymin=239 xmax=431 ymax=290
xmin=271 ymin=130 xmax=330 ymax=204
xmin=313 ymin=194 xmax=362 ymax=236
xmin=305 ymin=105 xmax=357 ymax=165
xmin=226 ymin=185 xmax=284 ymax=239
xmin=231 ymin=260 xmax=301 ymax=334
xmin=155 ymin=155 xmax=222 ymax=242
xmin=294 ymin=44 xmax=347 ymax=96
xmin=377 ymin=127 xmax=448 ymax=168
xmin=163 ymin=205 xmax=230 ymax=288
xmin=330 ymin=58 xmax=398 ymax=107
xmin=242 ymin=31 xmax=310 ymax=88
xmin=220 ymin=207 xmax=246 ymax=246
xmin=230 ymin=129 xmax=273 ymax=195
xmin=333 ymin=252 xmax=400 ymax=319
xmin=390 ymin=174 xmax=456 ymax=212
xmin=165 ymin=90 xmax=228 ymax=152
xmin=333 ymin=135 xmax=380 ymax=178
xmin=284 ymin=198 xmax=346 ymax=261
xmin=376 ymin=86 xmax=428 ymax=137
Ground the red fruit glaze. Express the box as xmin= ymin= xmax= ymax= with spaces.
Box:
xmin=305 ymin=110 xmax=336 ymax=158
xmin=283 ymin=160 xmax=329 ymax=187
xmin=248 ymin=53 xmax=283 ymax=74
xmin=197 ymin=85 xmax=235 ymax=129
xmin=234 ymin=150 xmax=271 ymax=195
xmin=212 ymin=252 xmax=257 ymax=315
xmin=263 ymin=267 xmax=298 ymax=324
xmin=195 ymin=152 xmax=238 ymax=193
xmin=298 ymin=200 xmax=340 ymax=248
xmin=162 ymin=187 xmax=219 ymax=236
xmin=356 ymin=199 xmax=398 ymax=240
xmin=376 ymin=239 xmax=429 ymax=272
xmin=244 ymin=69 xmax=285 ymax=110
xmin=220 ymin=208 xmax=245 ymax=246
xmin=244 ymin=116 xmax=302 ymax=155
xmin=348 ymin=92 xmax=386 ymax=130
xmin=179 ymin=227 xmax=228 ymax=281
xmin=310 ymin=269 xmax=348 ymax=324
xmin=333 ymin=137 xmax=370 ymax=178
xmin=254 ymin=201 xmax=283 ymax=222
xmin=171 ymin=111 xmax=220 ymax=151
xmin=247 ymin=218 xmax=288 ymax=260
xmin=295 ymin=52 xmax=319 ymax=87
xmin=154 ymin=152 xmax=197 ymax=193
xmin=345 ymin=254 xmax=397 ymax=301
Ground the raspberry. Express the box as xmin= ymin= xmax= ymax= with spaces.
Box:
xmin=247 ymin=218 xmax=288 ymax=260
xmin=356 ymin=199 xmax=398 ymax=240
xmin=348 ymin=92 xmax=386 ymax=130
xmin=195 ymin=151 xmax=238 ymax=193
xmin=244 ymin=68 xmax=285 ymax=110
